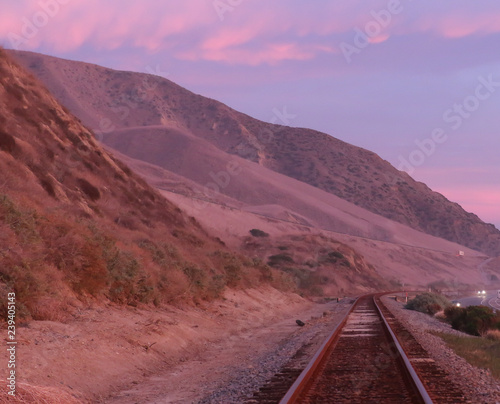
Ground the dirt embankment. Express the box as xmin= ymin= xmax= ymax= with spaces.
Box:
xmin=1 ymin=287 xmax=349 ymax=403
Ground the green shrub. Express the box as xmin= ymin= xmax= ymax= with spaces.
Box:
xmin=444 ymin=305 xmax=500 ymax=336
xmin=282 ymin=267 xmax=326 ymax=295
xmin=405 ymin=292 xmax=451 ymax=315
xmin=208 ymin=250 xmax=244 ymax=288
xmin=208 ymin=274 xmax=227 ymax=299
xmin=74 ymin=239 xmax=108 ymax=296
xmin=251 ymin=258 xmax=273 ymax=282
xmin=224 ymin=261 xmax=241 ymax=287
xmin=319 ymin=250 xmax=351 ymax=267
xmin=106 ymin=250 xmax=140 ymax=303
xmin=182 ymin=264 xmax=206 ymax=289
xmin=137 ymin=239 xmax=180 ymax=268
xmin=443 ymin=306 xmax=463 ymax=325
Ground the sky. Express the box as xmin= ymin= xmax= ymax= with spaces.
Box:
xmin=1 ymin=0 xmax=499 ymax=229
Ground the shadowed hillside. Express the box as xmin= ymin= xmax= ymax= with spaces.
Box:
xmin=10 ymin=50 xmax=500 ymax=256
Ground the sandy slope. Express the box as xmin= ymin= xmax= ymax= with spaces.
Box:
xmin=163 ymin=191 xmax=491 ymax=288
xmin=4 ymin=288 xmax=334 ymax=403
xmin=106 ymin=125 xmax=485 ymax=253
xmin=111 ymin=140 xmax=492 ymax=289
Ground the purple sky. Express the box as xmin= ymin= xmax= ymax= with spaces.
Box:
xmin=2 ymin=0 xmax=499 ymax=229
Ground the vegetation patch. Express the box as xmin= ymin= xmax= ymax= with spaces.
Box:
xmin=250 ymin=228 xmax=269 ymax=238
xmin=137 ymin=239 xmax=180 ymax=267
xmin=172 ymin=228 xmax=204 ymax=247
xmin=282 ymin=267 xmax=326 ymax=296
xmin=434 ymin=332 xmax=500 ymax=380
xmin=0 ymin=194 xmax=40 ymax=242
xmin=405 ymin=292 xmax=451 ymax=315
xmin=444 ymin=305 xmax=500 ymax=336
xmin=267 ymin=253 xmax=294 ymax=267
xmin=319 ymin=250 xmax=351 ymax=267
xmin=182 ymin=264 xmax=206 ymax=290
xmin=209 ymin=250 xmax=244 ymax=288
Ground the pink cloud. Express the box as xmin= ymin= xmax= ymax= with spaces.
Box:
xmin=2 ymin=0 xmax=215 ymax=52
xmin=412 ymin=10 xmax=500 ymax=39
xmin=202 ymin=26 xmax=265 ymax=52
xmin=178 ymin=42 xmax=324 ymax=66
xmin=3 ymin=1 xmax=500 ymax=65
xmin=368 ymin=34 xmax=390 ymax=44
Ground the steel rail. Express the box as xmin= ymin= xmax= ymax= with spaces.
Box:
xmin=279 ymin=294 xmax=434 ymax=403
xmin=278 ymin=297 xmax=359 ymax=404
xmin=373 ymin=295 xmax=433 ymax=404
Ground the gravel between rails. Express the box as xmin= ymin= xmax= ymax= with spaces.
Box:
xmin=382 ymin=296 xmax=500 ymax=404
xmin=196 ymin=300 xmax=353 ymax=404
xmin=197 ymin=295 xmax=500 ymax=403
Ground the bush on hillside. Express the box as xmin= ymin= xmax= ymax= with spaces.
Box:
xmin=268 ymin=253 xmax=294 ymax=267
xmin=280 ymin=267 xmax=328 ymax=296
xmin=405 ymin=292 xmax=451 ymax=315
xmin=250 ymin=228 xmax=269 ymax=238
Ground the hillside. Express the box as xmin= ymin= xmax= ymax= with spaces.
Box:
xmin=9 ymin=50 xmax=500 ymax=257
xmin=2 ymin=46 xmax=411 ymax=327
xmin=0 ymin=48 xmax=294 ymax=321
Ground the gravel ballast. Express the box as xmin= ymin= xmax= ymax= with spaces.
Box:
xmin=382 ymin=296 xmax=500 ymax=403
xmin=196 ymin=300 xmax=352 ymax=403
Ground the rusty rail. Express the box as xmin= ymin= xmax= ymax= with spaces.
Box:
xmin=271 ymin=294 xmax=467 ymax=403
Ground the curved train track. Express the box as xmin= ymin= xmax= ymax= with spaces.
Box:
xmin=248 ymin=294 xmax=468 ymax=403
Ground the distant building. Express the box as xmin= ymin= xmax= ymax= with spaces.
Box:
xmin=458 ymin=250 xmax=465 ymax=257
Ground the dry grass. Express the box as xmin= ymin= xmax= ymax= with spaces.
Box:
xmin=0 ymin=381 xmax=82 ymax=404
xmin=485 ymin=329 xmax=500 ymax=341
xmin=241 ymin=233 xmax=390 ymax=296
xmin=435 ymin=332 xmax=500 ymax=380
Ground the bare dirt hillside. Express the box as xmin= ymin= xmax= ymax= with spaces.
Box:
xmin=10 ymin=50 xmax=500 ymax=256
xmin=101 ymin=125 xmax=478 ymax=247
xmin=164 ymin=191 xmax=492 ymax=290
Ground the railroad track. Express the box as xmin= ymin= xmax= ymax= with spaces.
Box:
xmin=248 ymin=294 xmax=468 ymax=403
